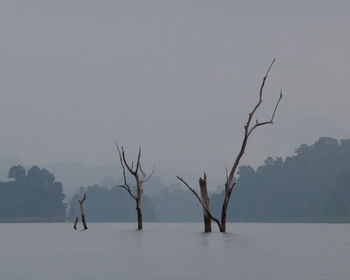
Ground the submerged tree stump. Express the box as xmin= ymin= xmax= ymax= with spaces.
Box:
xmin=199 ymin=173 xmax=211 ymax=232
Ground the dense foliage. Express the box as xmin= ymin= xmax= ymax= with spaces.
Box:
xmin=0 ymin=165 xmax=66 ymax=221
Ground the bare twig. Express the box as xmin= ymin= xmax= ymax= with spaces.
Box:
xmin=248 ymin=90 xmax=283 ymax=136
xmin=118 ymin=185 xmax=137 ymax=200
xmin=135 ymin=147 xmax=141 ymax=174
xmin=121 ymin=146 xmax=135 ymax=175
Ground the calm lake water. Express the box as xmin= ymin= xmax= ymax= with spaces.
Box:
xmin=0 ymin=223 xmax=349 ymax=280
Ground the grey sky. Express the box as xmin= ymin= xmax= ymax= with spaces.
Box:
xmin=0 ymin=0 xmax=349 ymax=186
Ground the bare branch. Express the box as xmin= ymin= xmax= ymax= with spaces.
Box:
xmin=248 ymin=90 xmax=283 ymax=136
xmin=259 ymin=58 xmax=276 ymax=100
xmin=230 ymin=182 xmax=236 ymax=193
xmin=139 ymin=162 xmax=146 ymax=178
xmin=226 ymin=59 xmax=280 ymax=188
xmin=79 ymin=193 xmax=87 ymax=203
xmin=115 ymin=141 xmax=136 ymax=199
xmin=135 ymin=146 xmax=142 ymax=174
xmin=118 ymin=185 xmax=137 ymax=200
xmin=176 ymin=176 xmax=206 ymax=209
xmin=271 ymin=89 xmax=283 ymax=121
xmin=121 ymin=146 xmax=135 ymax=175
xmin=244 ymin=58 xmax=276 ymax=135
xmin=176 ymin=176 xmax=222 ymax=231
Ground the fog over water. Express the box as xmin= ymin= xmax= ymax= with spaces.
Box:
xmin=1 ymin=2 xmax=349 ymax=279
xmin=0 ymin=1 xmax=350 ymax=186
xmin=1 ymin=223 xmax=349 ymax=280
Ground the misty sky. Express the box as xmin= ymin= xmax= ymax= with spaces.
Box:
xmin=0 ymin=0 xmax=349 ymax=186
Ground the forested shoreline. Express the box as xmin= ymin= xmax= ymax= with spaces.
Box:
xmin=1 ymin=137 xmax=349 ymax=223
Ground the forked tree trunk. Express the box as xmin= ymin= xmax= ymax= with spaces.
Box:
xmin=199 ymin=174 xmax=211 ymax=232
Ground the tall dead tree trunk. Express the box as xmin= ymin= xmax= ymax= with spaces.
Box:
xmin=177 ymin=59 xmax=283 ymax=232
xmin=115 ymin=143 xmax=154 ymax=230
xmin=79 ymin=193 xmax=88 ymax=230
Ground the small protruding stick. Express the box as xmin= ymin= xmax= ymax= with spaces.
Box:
xmin=73 ymin=216 xmax=78 ymax=230
xmin=79 ymin=193 xmax=88 ymax=230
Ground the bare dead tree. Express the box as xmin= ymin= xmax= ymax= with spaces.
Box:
xmin=177 ymin=59 xmax=283 ymax=232
xmin=115 ymin=143 xmax=155 ymax=230
xmin=79 ymin=193 xmax=88 ymax=230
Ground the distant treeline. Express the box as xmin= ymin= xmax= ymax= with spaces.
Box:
xmin=0 ymin=165 xmax=66 ymax=221
xmin=1 ymin=137 xmax=350 ymax=222
xmin=213 ymin=137 xmax=350 ymax=222
xmin=70 ymin=137 xmax=350 ymax=223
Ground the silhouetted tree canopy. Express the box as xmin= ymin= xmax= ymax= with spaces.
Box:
xmin=8 ymin=165 xmax=26 ymax=182
xmin=211 ymin=137 xmax=350 ymax=222
xmin=0 ymin=165 xmax=66 ymax=221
